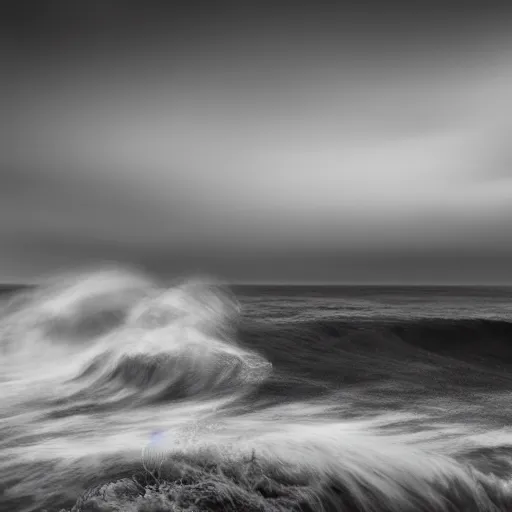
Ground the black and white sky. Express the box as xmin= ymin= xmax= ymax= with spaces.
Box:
xmin=2 ymin=0 xmax=512 ymax=284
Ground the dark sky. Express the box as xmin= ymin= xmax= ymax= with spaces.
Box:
xmin=3 ymin=0 xmax=512 ymax=284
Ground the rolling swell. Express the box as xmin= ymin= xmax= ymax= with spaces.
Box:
xmin=238 ymin=317 xmax=512 ymax=385
xmin=241 ymin=316 xmax=512 ymax=357
xmin=388 ymin=318 xmax=512 ymax=366
xmin=227 ymin=315 xmax=512 ymax=428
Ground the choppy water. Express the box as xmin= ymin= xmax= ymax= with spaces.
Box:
xmin=2 ymin=266 xmax=512 ymax=511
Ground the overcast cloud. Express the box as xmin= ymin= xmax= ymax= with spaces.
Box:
xmin=2 ymin=1 xmax=512 ymax=283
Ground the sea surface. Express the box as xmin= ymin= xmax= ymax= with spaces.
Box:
xmin=2 ymin=267 xmax=512 ymax=511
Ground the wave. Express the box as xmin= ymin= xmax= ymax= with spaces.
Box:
xmin=237 ymin=317 xmax=512 ymax=391
xmin=0 ymin=265 xmax=272 ymax=426
xmin=242 ymin=316 xmax=512 ymax=357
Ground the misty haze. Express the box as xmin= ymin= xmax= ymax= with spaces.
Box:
xmin=2 ymin=1 xmax=512 ymax=511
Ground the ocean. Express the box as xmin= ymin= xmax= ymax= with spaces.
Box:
xmin=2 ymin=267 xmax=512 ymax=511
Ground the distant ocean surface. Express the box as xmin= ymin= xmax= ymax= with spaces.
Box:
xmin=2 ymin=267 xmax=512 ymax=511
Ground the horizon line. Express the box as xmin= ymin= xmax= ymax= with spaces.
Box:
xmin=229 ymin=282 xmax=512 ymax=287
xmin=2 ymin=281 xmax=512 ymax=288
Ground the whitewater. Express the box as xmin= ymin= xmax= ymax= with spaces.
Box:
xmin=1 ymin=265 xmax=512 ymax=511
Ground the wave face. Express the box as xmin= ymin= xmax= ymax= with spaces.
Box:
xmin=2 ymin=269 xmax=512 ymax=511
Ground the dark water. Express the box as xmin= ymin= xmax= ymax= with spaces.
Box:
xmin=2 ymin=268 xmax=512 ymax=511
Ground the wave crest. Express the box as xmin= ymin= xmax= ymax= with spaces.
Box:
xmin=0 ymin=265 xmax=272 ymax=412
